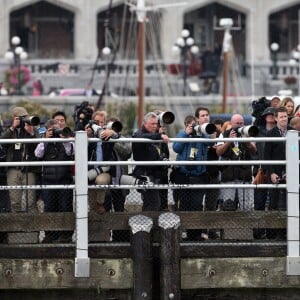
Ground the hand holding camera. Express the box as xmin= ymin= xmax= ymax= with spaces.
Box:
xmin=271 ymin=172 xmax=284 ymax=184
xmin=11 ymin=117 xmax=21 ymax=130
xmin=87 ymin=120 xmax=123 ymax=140
xmin=185 ymin=123 xmax=194 ymax=135
xmin=229 ymin=128 xmax=238 ymax=138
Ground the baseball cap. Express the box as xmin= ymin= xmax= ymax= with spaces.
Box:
xmin=12 ymin=107 xmax=28 ymax=117
xmin=261 ymin=107 xmax=275 ymax=117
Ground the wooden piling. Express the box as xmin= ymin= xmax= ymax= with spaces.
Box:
xmin=129 ymin=214 xmax=153 ymax=300
xmin=158 ymin=212 xmax=181 ymax=300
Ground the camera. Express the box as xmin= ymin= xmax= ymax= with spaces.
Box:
xmin=193 ymin=123 xmax=216 ymax=135
xmin=106 ymin=121 xmax=123 ymax=132
xmin=90 ymin=120 xmax=123 ymax=138
xmin=51 ymin=127 xmax=73 ymax=137
xmin=120 ymin=174 xmax=153 ymax=186
xmin=276 ymin=173 xmax=286 ymax=184
xmin=88 ymin=166 xmax=111 ymax=181
xmin=234 ymin=125 xmax=258 ymax=137
xmin=251 ymin=96 xmax=270 ymax=118
xmin=74 ymin=101 xmax=94 ymax=123
xmin=157 ymin=111 xmax=175 ymax=127
xmin=19 ymin=116 xmax=40 ymax=127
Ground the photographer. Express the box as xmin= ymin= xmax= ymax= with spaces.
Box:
xmin=1 ymin=106 xmax=40 ymax=213
xmin=216 ymin=114 xmax=257 ymax=211
xmin=132 ymin=112 xmax=169 ymax=211
xmin=85 ymin=110 xmax=117 ymax=214
xmin=263 ymin=107 xmax=292 ymax=239
xmin=73 ymin=101 xmax=94 ymax=131
xmin=35 ymin=119 xmax=74 ymax=243
xmin=171 ymin=115 xmax=210 ymax=241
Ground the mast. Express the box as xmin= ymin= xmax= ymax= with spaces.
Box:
xmin=127 ymin=1 xmax=187 ymax=127
xmin=136 ymin=0 xmax=146 ymax=128
xmin=137 ymin=18 xmax=145 ymax=128
xmin=220 ymin=19 xmax=233 ymax=113
xmin=222 ymin=51 xmax=228 ymax=113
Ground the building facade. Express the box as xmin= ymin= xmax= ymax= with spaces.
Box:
xmin=1 ymin=0 xmax=300 ymax=97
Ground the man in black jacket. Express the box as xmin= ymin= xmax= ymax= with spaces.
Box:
xmin=264 ymin=107 xmax=290 ymax=204
xmin=35 ymin=119 xmax=74 ymax=242
xmin=264 ymin=107 xmax=291 ymax=239
xmin=132 ymin=112 xmax=169 ymax=211
xmin=1 ymin=106 xmax=40 ymax=213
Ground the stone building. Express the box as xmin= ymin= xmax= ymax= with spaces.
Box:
xmin=0 ymin=0 xmax=299 ymax=96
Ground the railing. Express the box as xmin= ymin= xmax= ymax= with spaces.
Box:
xmin=0 ymin=131 xmax=299 ymax=295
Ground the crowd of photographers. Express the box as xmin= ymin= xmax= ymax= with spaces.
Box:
xmin=0 ymin=95 xmax=298 ymax=243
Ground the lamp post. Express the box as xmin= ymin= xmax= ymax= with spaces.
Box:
xmin=4 ymin=36 xmax=28 ymax=95
xmin=270 ymin=42 xmax=279 ymax=80
xmin=172 ymin=29 xmax=199 ymax=96
xmin=102 ymin=46 xmax=112 ymax=96
xmin=290 ymin=45 xmax=300 ymax=95
xmin=219 ymin=18 xmax=233 ymax=113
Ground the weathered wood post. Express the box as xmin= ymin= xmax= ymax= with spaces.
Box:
xmin=129 ymin=214 xmax=153 ymax=300
xmin=158 ymin=212 xmax=181 ymax=300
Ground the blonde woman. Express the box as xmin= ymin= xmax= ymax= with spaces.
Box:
xmin=280 ymin=96 xmax=295 ymax=123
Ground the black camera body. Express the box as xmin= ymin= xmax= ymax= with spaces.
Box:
xmin=252 ymin=97 xmax=270 ymax=118
xmin=51 ymin=127 xmax=73 ymax=137
xmin=276 ymin=174 xmax=286 ymax=184
xmin=18 ymin=116 xmax=40 ymax=128
xmin=74 ymin=101 xmax=93 ymax=123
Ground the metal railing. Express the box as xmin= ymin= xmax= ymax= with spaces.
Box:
xmin=0 ymin=131 xmax=299 ymax=276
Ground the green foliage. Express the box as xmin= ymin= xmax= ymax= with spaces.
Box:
xmin=106 ymin=102 xmax=137 ymax=136
xmin=1 ymin=100 xmax=56 ymax=126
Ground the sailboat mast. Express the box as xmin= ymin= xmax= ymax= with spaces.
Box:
xmin=221 ymin=21 xmax=233 ymax=113
xmin=222 ymin=51 xmax=228 ymax=113
xmin=135 ymin=0 xmax=146 ymax=128
xmin=137 ymin=21 xmax=145 ymax=128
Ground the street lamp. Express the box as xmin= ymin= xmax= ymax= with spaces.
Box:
xmin=4 ymin=36 xmax=28 ymax=95
xmin=290 ymin=44 xmax=300 ymax=95
xmin=172 ymin=29 xmax=199 ymax=96
xmin=102 ymin=46 xmax=112 ymax=96
xmin=270 ymin=42 xmax=279 ymax=80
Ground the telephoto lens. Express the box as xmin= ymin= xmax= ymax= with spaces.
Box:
xmin=87 ymin=166 xmax=110 ymax=181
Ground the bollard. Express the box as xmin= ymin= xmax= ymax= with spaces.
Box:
xmin=129 ymin=215 xmax=153 ymax=300
xmin=158 ymin=213 xmax=181 ymax=300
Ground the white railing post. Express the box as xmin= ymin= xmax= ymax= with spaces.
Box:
xmin=286 ymin=130 xmax=300 ymax=275
xmin=74 ymin=131 xmax=90 ymax=277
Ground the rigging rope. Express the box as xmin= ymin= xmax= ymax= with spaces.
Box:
xmin=95 ymin=0 xmax=120 ymax=109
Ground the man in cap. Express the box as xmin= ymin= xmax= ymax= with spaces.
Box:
xmin=1 ymin=106 xmax=40 ymax=213
xmin=253 ymin=106 xmax=276 ymax=239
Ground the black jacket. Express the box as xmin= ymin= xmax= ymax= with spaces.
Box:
xmin=132 ymin=126 xmax=166 ymax=177
xmin=263 ymin=126 xmax=292 ymax=177
xmin=220 ymin=129 xmax=254 ymax=182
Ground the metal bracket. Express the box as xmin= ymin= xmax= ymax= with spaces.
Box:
xmin=287 ymin=257 xmax=300 ymax=275
xmin=75 ymin=257 xmax=90 ymax=277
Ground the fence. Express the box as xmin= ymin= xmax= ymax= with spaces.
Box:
xmin=0 ymin=130 xmax=299 ymax=282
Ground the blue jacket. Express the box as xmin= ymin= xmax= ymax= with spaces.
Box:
xmin=173 ymin=130 xmax=209 ymax=176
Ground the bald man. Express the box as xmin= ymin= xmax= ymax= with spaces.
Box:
xmin=216 ymin=114 xmax=257 ymax=211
